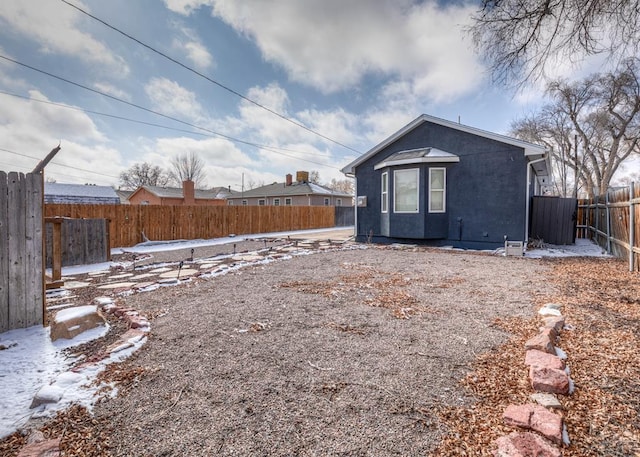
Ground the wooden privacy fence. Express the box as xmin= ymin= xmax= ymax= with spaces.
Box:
xmin=530 ymin=196 xmax=578 ymax=245
xmin=0 ymin=171 xmax=44 ymax=332
xmin=45 ymin=218 xmax=110 ymax=268
xmin=577 ymin=182 xmax=640 ymax=272
xmin=45 ymin=204 xmax=336 ymax=248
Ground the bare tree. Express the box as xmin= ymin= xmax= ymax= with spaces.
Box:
xmin=169 ymin=152 xmax=207 ymax=187
xmin=309 ymin=170 xmax=321 ymax=184
xmin=119 ymin=162 xmax=170 ymax=190
xmin=469 ymin=0 xmax=640 ymax=85
xmin=511 ymin=59 xmax=640 ymax=197
xmin=327 ymin=178 xmax=354 ymax=195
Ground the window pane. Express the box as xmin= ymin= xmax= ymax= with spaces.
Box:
xmin=394 ymin=169 xmax=418 ymax=212
xmin=430 ymin=191 xmax=444 ymax=212
xmin=381 ymin=172 xmax=388 ymax=213
xmin=431 ymin=169 xmax=444 ymax=189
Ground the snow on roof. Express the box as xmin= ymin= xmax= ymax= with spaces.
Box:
xmin=373 ymin=147 xmax=460 ymax=170
xmin=45 ymin=183 xmax=118 ymax=199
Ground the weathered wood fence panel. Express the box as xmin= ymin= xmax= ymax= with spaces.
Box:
xmin=577 ymin=183 xmax=640 ymax=272
xmin=45 ymin=218 xmax=109 ymax=268
xmin=44 ymin=204 xmax=336 ymax=249
xmin=1 ymin=171 xmax=43 ymax=332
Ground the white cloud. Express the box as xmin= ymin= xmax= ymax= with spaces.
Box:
xmin=145 ymin=78 xmax=206 ymax=122
xmin=0 ymin=90 xmax=123 ymax=185
xmin=93 ymin=82 xmax=131 ymax=101
xmin=163 ymin=0 xmax=213 ymax=15
xmin=0 ymin=0 xmax=129 ymax=75
xmin=209 ymin=0 xmax=481 ymax=99
xmin=171 ymin=26 xmax=215 ymax=70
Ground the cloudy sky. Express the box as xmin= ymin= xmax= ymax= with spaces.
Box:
xmin=0 ymin=0 xmax=629 ymax=190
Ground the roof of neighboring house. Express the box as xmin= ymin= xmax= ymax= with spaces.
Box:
xmin=44 ymin=183 xmax=120 ymax=204
xmin=133 ymin=185 xmax=236 ymax=200
xmin=229 ymin=182 xmax=352 ymax=199
xmin=341 ymin=113 xmax=548 ymax=175
xmin=115 ymin=189 xmax=133 ymax=203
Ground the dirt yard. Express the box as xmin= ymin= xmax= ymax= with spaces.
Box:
xmin=93 ymin=246 xmax=547 ymax=456
xmin=3 ymin=239 xmax=638 ymax=456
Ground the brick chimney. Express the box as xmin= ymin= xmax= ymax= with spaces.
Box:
xmin=183 ymin=180 xmax=195 ymax=205
xmin=296 ymin=171 xmax=309 ymax=183
xmin=286 ymin=174 xmax=293 ymax=186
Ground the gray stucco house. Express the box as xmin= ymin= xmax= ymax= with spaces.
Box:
xmin=341 ymin=114 xmax=550 ymax=249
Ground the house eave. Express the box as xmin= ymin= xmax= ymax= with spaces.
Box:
xmin=341 ymin=113 xmax=547 ymax=175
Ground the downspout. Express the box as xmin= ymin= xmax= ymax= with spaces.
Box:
xmin=525 ymin=156 xmax=548 ymax=246
xmin=353 ymin=175 xmax=358 ymax=238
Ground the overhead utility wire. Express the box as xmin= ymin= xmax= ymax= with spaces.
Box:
xmin=59 ymin=0 xmax=361 ymax=155
xmin=0 ymin=147 xmax=121 ymax=179
xmin=0 ymin=89 xmax=330 ymax=159
xmin=0 ymin=58 xmax=339 ymax=169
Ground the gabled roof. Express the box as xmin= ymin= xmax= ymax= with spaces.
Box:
xmin=44 ymin=183 xmax=120 ymax=204
xmin=341 ymin=114 xmax=548 ymax=175
xmin=229 ymin=181 xmax=352 ymax=199
xmin=373 ymin=147 xmax=459 ymax=170
xmin=136 ymin=185 xmax=235 ymax=200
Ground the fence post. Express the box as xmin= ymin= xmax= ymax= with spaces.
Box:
xmin=630 ymin=182 xmax=636 ymax=272
xmin=605 ymin=191 xmax=611 ymax=254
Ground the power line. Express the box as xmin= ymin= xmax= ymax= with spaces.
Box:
xmin=0 ymin=147 xmax=121 ymax=179
xmin=59 ymin=0 xmax=361 ymax=154
xmin=0 ymin=59 xmax=340 ymax=169
xmin=0 ymin=89 xmax=330 ymax=158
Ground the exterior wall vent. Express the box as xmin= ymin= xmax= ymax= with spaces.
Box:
xmin=505 ymin=240 xmax=524 ymax=256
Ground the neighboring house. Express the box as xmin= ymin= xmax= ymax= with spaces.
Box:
xmin=115 ymin=189 xmax=133 ymax=205
xmin=341 ymin=114 xmax=551 ymax=249
xmin=127 ymin=180 xmax=235 ymax=206
xmin=44 ymin=182 xmax=120 ymax=205
xmin=226 ymin=171 xmax=354 ymax=207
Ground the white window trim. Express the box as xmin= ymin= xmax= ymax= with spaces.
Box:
xmin=381 ymin=172 xmax=388 ymax=213
xmin=393 ymin=168 xmax=419 ymax=214
xmin=336 ymin=198 xmax=342 ymax=206
xmin=285 ymin=197 xmax=292 ymax=206
xmin=258 ymin=199 xmax=266 ymax=206
xmin=429 ymin=167 xmax=446 ymax=213
xmin=227 ymin=200 xmax=233 ymax=206
xmin=242 ymin=199 xmax=248 ymax=206
xmin=324 ymin=197 xmax=330 ymax=206
xmin=274 ymin=198 xmax=280 ymax=206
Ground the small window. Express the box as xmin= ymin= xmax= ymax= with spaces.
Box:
xmin=394 ymin=169 xmax=419 ymax=213
xmin=336 ymin=198 xmax=342 ymax=206
xmin=274 ymin=198 xmax=280 ymax=206
xmin=227 ymin=200 xmax=233 ymax=206
xmin=429 ymin=168 xmax=446 ymax=213
xmin=285 ymin=197 xmax=292 ymax=206
xmin=324 ymin=197 xmax=330 ymax=206
xmin=381 ymin=172 xmax=388 ymax=213
xmin=258 ymin=199 xmax=266 ymax=206
xmin=242 ymin=200 xmax=248 ymax=206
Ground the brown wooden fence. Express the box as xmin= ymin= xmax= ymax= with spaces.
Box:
xmin=577 ymin=183 xmax=640 ymax=271
xmin=44 ymin=204 xmax=336 ymax=249
xmin=1 ymin=171 xmax=44 ymax=332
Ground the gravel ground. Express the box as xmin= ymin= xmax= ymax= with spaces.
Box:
xmin=90 ymin=245 xmax=549 ymax=456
